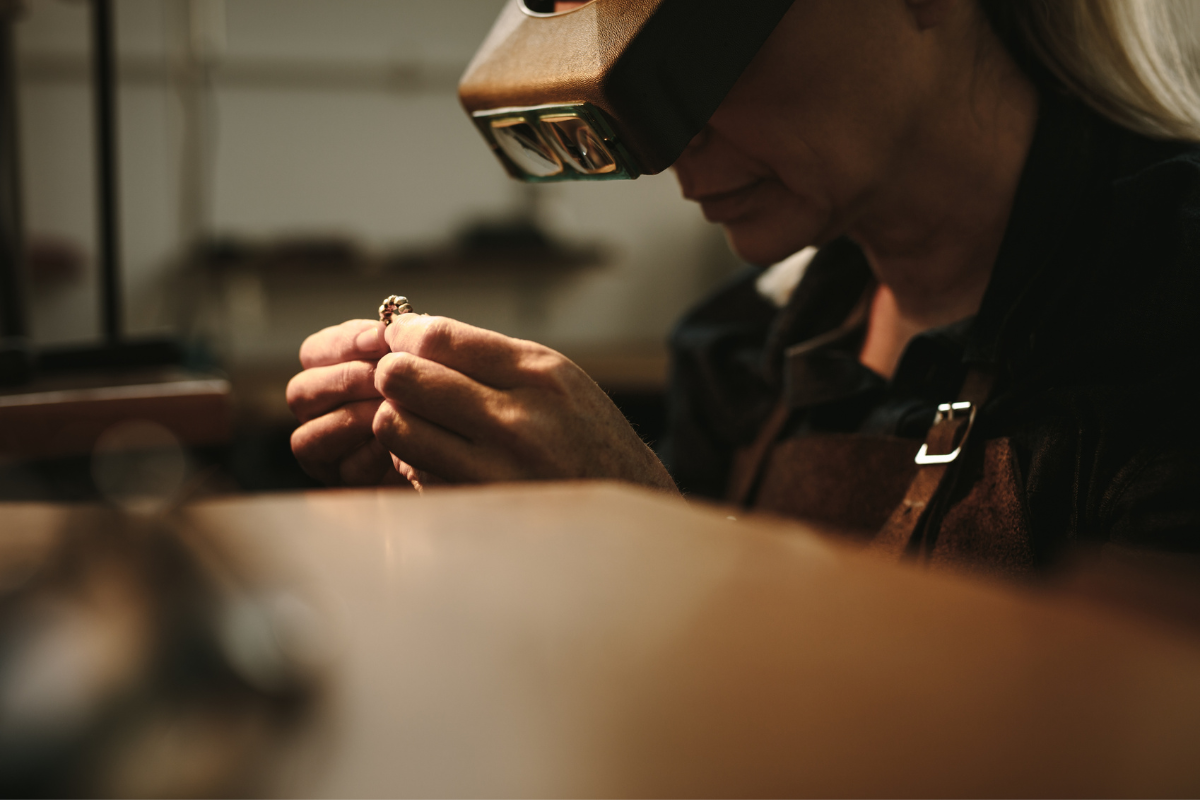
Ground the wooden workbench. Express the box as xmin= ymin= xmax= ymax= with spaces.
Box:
xmin=7 ymin=482 xmax=1200 ymax=796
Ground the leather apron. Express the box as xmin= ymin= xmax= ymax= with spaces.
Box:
xmin=727 ymin=368 xmax=1036 ymax=581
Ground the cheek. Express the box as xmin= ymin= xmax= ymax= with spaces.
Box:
xmin=673 ymin=124 xmax=776 ymax=197
xmin=674 ymin=122 xmax=838 ymax=265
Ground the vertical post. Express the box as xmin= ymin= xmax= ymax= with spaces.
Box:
xmin=0 ymin=2 xmax=26 ymax=342
xmin=91 ymin=0 xmax=121 ymax=344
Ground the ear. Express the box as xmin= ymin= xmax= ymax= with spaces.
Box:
xmin=904 ymin=0 xmax=959 ymax=30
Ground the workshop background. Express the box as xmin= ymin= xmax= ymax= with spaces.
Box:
xmin=13 ymin=0 xmax=1200 ymax=499
xmin=10 ymin=0 xmax=742 ymax=493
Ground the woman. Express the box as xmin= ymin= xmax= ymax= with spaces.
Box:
xmin=287 ymin=0 xmax=1200 ymax=576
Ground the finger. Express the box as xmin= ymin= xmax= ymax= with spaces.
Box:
xmin=391 ymin=455 xmax=422 ymax=490
xmin=374 ymin=351 xmax=506 ymax=440
xmin=373 ymin=400 xmax=502 ymax=483
xmin=287 ymin=360 xmax=381 ymax=423
xmin=337 ymin=437 xmax=397 ymax=486
xmin=299 ymin=319 xmax=388 ymax=369
xmin=290 ymin=399 xmax=381 ymax=485
xmin=383 ymin=314 xmax=560 ymax=390
xmin=390 ymin=456 xmax=441 ymax=492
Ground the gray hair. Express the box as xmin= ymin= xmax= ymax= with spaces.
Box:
xmin=982 ymin=0 xmax=1200 ymax=142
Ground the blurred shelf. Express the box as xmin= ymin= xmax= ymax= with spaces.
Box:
xmin=19 ymin=53 xmax=465 ymax=94
xmin=191 ymin=225 xmax=608 ymax=279
xmin=0 ymin=368 xmax=231 ymax=460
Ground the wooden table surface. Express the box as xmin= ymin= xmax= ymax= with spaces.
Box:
xmin=8 ymin=483 xmax=1200 ymax=797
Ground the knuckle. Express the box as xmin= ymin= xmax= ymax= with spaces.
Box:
xmin=371 ymin=400 xmax=397 ymax=439
xmin=524 ymin=352 xmax=576 ymax=396
xmin=490 ymin=404 xmax=559 ymax=467
xmin=376 ymin=352 xmax=417 ymax=392
xmin=357 ymin=360 xmax=380 ymax=396
xmin=345 ymin=398 xmax=372 ymax=422
xmin=345 ymin=398 xmax=380 ymax=427
xmin=336 ymin=361 xmax=357 ymax=396
xmin=414 ymin=317 xmax=454 ymax=360
xmin=492 ymin=401 xmax=532 ymax=436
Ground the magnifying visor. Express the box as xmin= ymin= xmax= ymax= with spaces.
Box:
xmin=459 ymin=0 xmax=796 ymax=182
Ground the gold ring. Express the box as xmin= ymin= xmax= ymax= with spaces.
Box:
xmin=379 ymin=295 xmax=414 ymax=326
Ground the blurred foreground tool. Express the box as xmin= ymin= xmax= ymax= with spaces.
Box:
xmin=0 ymin=505 xmax=323 ymax=797
xmin=8 ymin=483 xmax=1195 ymax=797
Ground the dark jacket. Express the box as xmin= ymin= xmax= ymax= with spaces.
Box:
xmin=660 ymin=89 xmax=1200 ymax=569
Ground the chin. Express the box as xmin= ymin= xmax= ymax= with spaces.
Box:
xmin=721 ymin=215 xmax=821 ymax=267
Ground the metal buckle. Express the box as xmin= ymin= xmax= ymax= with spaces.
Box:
xmin=914 ymin=401 xmax=977 ymax=465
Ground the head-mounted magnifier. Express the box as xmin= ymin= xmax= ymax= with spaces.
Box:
xmin=459 ymin=0 xmax=796 ymax=183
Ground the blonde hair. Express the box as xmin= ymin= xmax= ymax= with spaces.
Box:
xmin=982 ymin=0 xmax=1200 ymax=142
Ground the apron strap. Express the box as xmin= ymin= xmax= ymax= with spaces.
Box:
xmin=872 ymin=366 xmax=996 ymax=559
xmin=726 ymin=399 xmax=791 ymax=506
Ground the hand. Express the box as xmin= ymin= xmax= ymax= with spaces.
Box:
xmin=371 ymin=314 xmax=679 ymax=493
xmin=287 ymin=319 xmax=408 ymax=487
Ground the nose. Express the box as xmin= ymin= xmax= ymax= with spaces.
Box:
xmin=672 ymin=126 xmax=712 ymax=196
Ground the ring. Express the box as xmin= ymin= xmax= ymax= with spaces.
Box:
xmin=379 ymin=295 xmax=414 ymax=326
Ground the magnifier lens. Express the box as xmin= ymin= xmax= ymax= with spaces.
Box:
xmin=541 ymin=115 xmax=617 ymax=174
xmin=490 ymin=118 xmax=562 ymax=177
